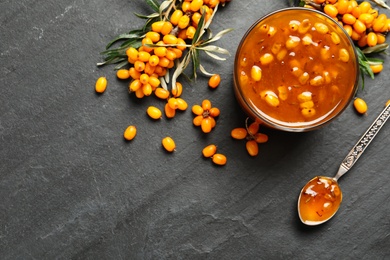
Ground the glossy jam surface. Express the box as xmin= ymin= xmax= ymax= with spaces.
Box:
xmin=234 ymin=9 xmax=358 ymax=130
xmin=298 ymin=176 xmax=342 ymax=225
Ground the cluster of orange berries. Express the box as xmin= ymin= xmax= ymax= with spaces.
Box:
xmin=312 ymin=1 xmax=389 ymax=51
xmin=231 ymin=120 xmax=269 ymax=157
xmin=192 ymin=99 xmax=220 ymax=133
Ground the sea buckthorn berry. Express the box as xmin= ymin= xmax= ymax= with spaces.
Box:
xmin=164 ymin=103 xmax=176 ymax=118
xmin=208 ymin=74 xmax=221 ymax=88
xmin=161 ymin=21 xmax=173 ymax=35
xmin=170 ymin=9 xmax=183 ymax=25
xmin=298 ymin=19 xmax=311 ymax=34
xmin=154 ymin=46 xmax=168 ymax=58
xmin=231 ymin=128 xmax=247 ymax=139
xmin=129 ymin=67 xmax=141 ymax=79
xmin=176 ymin=98 xmax=188 ymax=111
xmin=376 ymin=33 xmax=386 ymax=44
xmin=163 ymin=34 xmax=178 ymax=45
xmin=370 ymin=64 xmax=383 ymax=74
xmin=168 ymin=97 xmax=179 ymax=110
xmin=351 ymin=6 xmax=361 ymax=19
xmin=339 ymin=48 xmax=350 ymax=62
xmin=271 ymin=42 xmax=282 ymax=54
xmin=192 ymin=104 xmax=204 ymax=115
xmin=248 ymin=122 xmax=259 ymax=135
xmin=367 ymin=32 xmax=378 ymax=47
xmin=251 ymin=65 xmax=262 ymax=81
xmin=139 ymin=73 xmax=149 ymax=85
xmin=146 ymin=106 xmax=162 ymax=119
xmin=342 ymin=13 xmax=356 ymax=25
xmin=129 ymin=79 xmax=142 ymax=92
xmin=193 ymin=115 xmax=204 ymax=126
xmin=259 ymin=24 xmax=270 ymax=33
xmin=343 ymin=24 xmax=353 ymax=36
xmin=301 ymin=108 xmax=316 ymax=118
xmin=291 ymin=67 xmax=303 ymax=78
xmin=145 ymin=31 xmax=160 ymax=43
xmin=152 ymin=21 xmax=164 ymax=33
xmin=178 ymin=15 xmax=190 ymax=29
xmin=212 ymin=154 xmax=227 ymax=166
xmin=192 ymin=12 xmax=202 ymax=26
xmin=330 ymin=32 xmax=341 ymax=45
xmin=289 ymin=20 xmax=300 ymax=31
xmin=135 ymin=87 xmax=144 ymax=98
xmin=181 ymin=1 xmax=191 ymax=12
xmin=254 ymin=133 xmax=268 ymax=144
xmin=298 ymin=72 xmax=310 ymax=85
xmin=373 ymin=18 xmax=387 ymax=32
xmin=116 ymin=69 xmax=130 ymax=80
xmin=202 ymin=144 xmax=217 ymax=158
xmin=186 ymin=26 xmax=196 ymax=39
xmin=124 ymin=125 xmax=137 ymax=141
xmin=351 ymin=30 xmax=362 ymax=41
xmin=276 ymin=48 xmax=287 ymax=61
xmin=190 ymin=0 xmax=204 ymax=12
xmin=158 ymin=57 xmax=171 ymax=68
xmin=354 ymin=98 xmax=368 ymax=114
xmin=309 ymin=76 xmax=324 ymax=86
xmin=337 ymin=0 xmax=350 ymax=14
xmin=314 ymin=22 xmax=329 ymax=34
xmin=286 ymin=36 xmax=300 ymax=49
xmin=324 ymin=4 xmax=338 ymax=18
xmin=298 ymin=91 xmax=312 ymax=102
xmin=171 ymin=48 xmax=183 ymax=59
xmin=162 ymin=137 xmax=176 ymax=152
xmin=278 ymin=85 xmax=288 ymax=101
xmin=261 ymin=91 xmax=280 ymax=107
xmin=201 ymin=117 xmax=213 ymax=133
xmin=260 ymin=53 xmax=274 ymax=65
xmin=126 ymin=47 xmax=139 ymax=61
xmin=209 ymin=107 xmax=220 ymax=117
xmin=155 ymin=87 xmax=170 ymax=99
xmin=176 ymin=38 xmax=187 ymax=51
xmin=202 ymin=99 xmax=212 ymax=110
xmin=172 ymin=82 xmax=183 ymax=97
xmin=267 ymin=26 xmax=277 ymax=37
xmin=95 ymin=77 xmax=107 ymax=93
xmin=137 ymin=51 xmax=151 ymax=62
xmin=142 ymin=83 xmax=153 ymax=96
xmin=300 ymin=100 xmax=315 ymax=109
xmin=353 ymin=19 xmax=366 ymax=34
xmin=144 ymin=63 xmax=156 ymax=75
xmin=134 ymin=60 xmax=146 ymax=72
xmin=142 ymin=37 xmax=154 ymax=52
xmin=149 ymin=55 xmax=160 ymax=67
xmin=165 ymin=49 xmax=177 ymax=61
xmin=358 ymin=13 xmax=374 ymax=25
xmin=246 ymin=140 xmax=259 ymax=157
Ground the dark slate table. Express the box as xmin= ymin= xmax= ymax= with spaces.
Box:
xmin=1 ymin=1 xmax=390 ymax=259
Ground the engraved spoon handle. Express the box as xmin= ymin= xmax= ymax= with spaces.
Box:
xmin=334 ymin=103 xmax=390 ymax=181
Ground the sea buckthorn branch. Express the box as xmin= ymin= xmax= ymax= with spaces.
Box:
xmin=97 ymin=0 xmax=233 ymax=94
xmin=292 ymin=0 xmax=390 ymax=89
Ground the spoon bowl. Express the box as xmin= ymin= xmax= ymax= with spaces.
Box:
xmin=298 ymin=102 xmax=390 ymax=225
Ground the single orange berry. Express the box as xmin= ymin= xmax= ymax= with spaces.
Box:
xmin=209 ymin=107 xmax=220 ymax=117
xmin=95 ymin=77 xmax=107 ymax=93
xmin=231 ymin=128 xmax=247 ymax=140
xmin=208 ymin=74 xmax=221 ymax=88
xmin=192 ymin=104 xmax=204 ymax=115
xmin=176 ymin=98 xmax=188 ymax=111
xmin=201 ymin=117 xmax=213 ymax=133
xmin=202 ymin=99 xmax=212 ymax=110
xmin=146 ymin=106 xmax=162 ymax=119
xmin=116 ymin=69 xmax=130 ymax=80
xmin=172 ymin=82 xmax=183 ymax=97
xmin=370 ymin=64 xmax=383 ymax=74
xmin=212 ymin=153 xmax=227 ymax=166
xmin=353 ymin=98 xmax=368 ymax=114
xmin=202 ymin=144 xmax=217 ymax=158
xmin=164 ymin=103 xmax=176 ymax=118
xmin=168 ymin=97 xmax=179 ymax=110
xmin=124 ymin=125 xmax=137 ymax=141
xmin=248 ymin=122 xmax=260 ymax=135
xmin=193 ymin=115 xmax=204 ymax=126
xmin=155 ymin=88 xmax=170 ymax=99
xmin=162 ymin=137 xmax=176 ymax=152
xmin=254 ymin=133 xmax=269 ymax=144
xmin=246 ymin=140 xmax=259 ymax=157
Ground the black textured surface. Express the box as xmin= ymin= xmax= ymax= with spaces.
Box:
xmin=1 ymin=1 xmax=390 ymax=259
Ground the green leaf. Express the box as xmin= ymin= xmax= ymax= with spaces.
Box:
xmin=134 ymin=12 xmax=159 ymax=19
xmin=145 ymin=0 xmax=160 ymax=12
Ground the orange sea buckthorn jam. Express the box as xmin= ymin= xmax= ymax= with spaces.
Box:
xmin=234 ymin=8 xmax=359 ymax=131
xmin=298 ymin=176 xmax=342 ymax=225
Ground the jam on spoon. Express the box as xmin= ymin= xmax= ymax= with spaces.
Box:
xmin=298 ymin=102 xmax=390 ymax=225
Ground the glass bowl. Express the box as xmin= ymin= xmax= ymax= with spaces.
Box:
xmin=233 ymin=7 xmax=359 ymax=132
